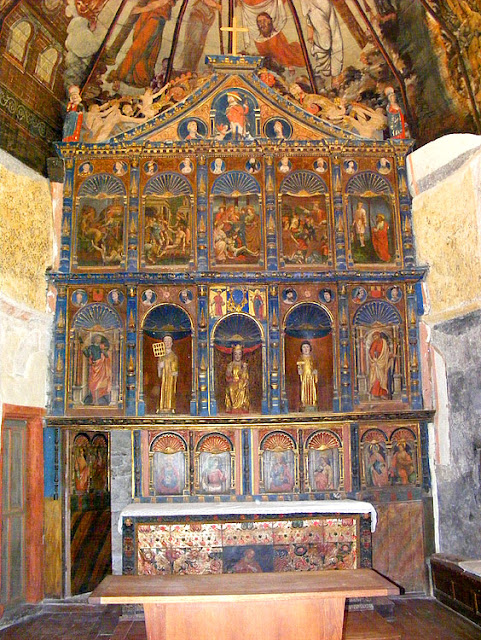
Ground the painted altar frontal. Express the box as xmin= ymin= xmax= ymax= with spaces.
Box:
xmin=49 ymin=56 xmax=433 ymax=592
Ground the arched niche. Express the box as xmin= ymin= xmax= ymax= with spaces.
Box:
xmin=352 ymin=301 xmax=405 ymax=405
xmin=283 ymin=303 xmax=333 ymax=412
xmin=69 ymin=303 xmax=123 ymax=409
xmin=149 ymin=433 xmax=188 ymax=496
xmin=141 ymin=304 xmax=193 ymax=415
xmin=260 ymin=431 xmax=297 ymax=494
xmin=194 ymin=432 xmax=234 ymax=495
xmin=304 ymin=430 xmax=343 ymax=492
xmin=211 ymin=313 xmax=264 ymax=415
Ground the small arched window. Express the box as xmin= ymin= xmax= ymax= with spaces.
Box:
xmin=35 ymin=46 xmax=59 ymax=85
xmin=7 ymin=20 xmax=33 ymax=65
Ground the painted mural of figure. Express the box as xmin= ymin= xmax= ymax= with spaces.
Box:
xmin=110 ymin=0 xmax=176 ymax=88
xmin=225 ymin=344 xmax=250 ymax=413
xmin=314 ymin=456 xmax=333 ymax=490
xmin=300 ymin=0 xmax=343 ymax=78
xmin=297 ymin=341 xmax=318 ymax=410
xmin=385 ymin=86 xmax=407 ymax=139
xmin=63 ymin=85 xmax=84 ymax=142
xmin=83 ymin=334 xmax=112 ymax=405
xmin=367 ymin=443 xmax=388 ymax=487
xmin=182 ymin=0 xmax=221 ymax=71
xmin=270 ymin=453 xmax=294 ymax=491
xmin=203 ymin=457 xmax=227 ymax=492
xmin=74 ymin=447 xmax=89 ymax=492
xmin=157 ymin=335 xmax=179 ymax=413
xmin=390 ymin=442 xmax=415 ymax=485
xmin=352 ymin=201 xmax=367 ymax=247
xmin=368 ymin=332 xmax=393 ymax=399
xmin=255 ymin=12 xmax=304 ymax=68
xmin=371 ymin=213 xmax=391 ymax=262
xmin=232 ymin=548 xmax=262 ymax=573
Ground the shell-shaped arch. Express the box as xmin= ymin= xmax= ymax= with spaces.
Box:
xmin=261 ymin=431 xmax=296 ymax=451
xmin=78 ymin=173 xmax=126 ymax=197
xmin=73 ymin=433 xmax=90 ymax=447
xmin=213 ymin=312 xmax=262 ymax=348
xmin=73 ymin=304 xmax=122 ymax=330
xmin=197 ymin=433 xmax=233 ymax=453
xmin=360 ymin=429 xmax=389 ymax=444
xmin=280 ymin=170 xmax=327 ymax=195
xmin=346 ymin=171 xmax=392 ymax=196
xmin=151 ymin=432 xmax=187 ymax=453
xmin=305 ymin=430 xmax=341 ymax=450
xmin=211 ymin=171 xmax=261 ymax=196
xmin=144 ymin=172 xmax=192 ymax=196
xmin=284 ymin=303 xmax=332 ymax=339
xmin=353 ymin=301 xmax=401 ymax=326
xmin=391 ymin=427 xmax=416 ymax=443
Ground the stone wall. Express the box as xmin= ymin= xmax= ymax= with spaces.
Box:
xmin=0 ymin=150 xmax=54 ymax=412
xmin=409 ymin=134 xmax=481 ymax=557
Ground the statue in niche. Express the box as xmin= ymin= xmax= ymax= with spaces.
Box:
xmin=156 ymin=335 xmax=178 ymax=413
xmin=225 ymin=344 xmax=250 ymax=413
xmin=297 ymin=340 xmax=318 ymax=411
xmin=82 ymin=334 xmax=112 ymax=405
xmin=368 ymin=331 xmax=394 ymax=400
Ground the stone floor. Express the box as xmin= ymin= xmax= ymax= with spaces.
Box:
xmin=0 ymin=597 xmax=480 ymax=639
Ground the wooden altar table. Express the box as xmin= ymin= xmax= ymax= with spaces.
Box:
xmin=90 ymin=569 xmax=399 ymax=640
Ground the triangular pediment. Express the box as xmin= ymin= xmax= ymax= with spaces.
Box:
xmin=100 ymin=57 xmax=362 ymax=148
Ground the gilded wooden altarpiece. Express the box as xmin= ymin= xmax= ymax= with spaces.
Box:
xmin=48 ymin=55 xmax=433 ymax=592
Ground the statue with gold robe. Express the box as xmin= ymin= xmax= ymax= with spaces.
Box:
xmin=157 ymin=335 xmax=178 ymax=413
xmin=225 ymin=344 xmax=249 ymax=413
xmin=297 ymin=340 xmax=318 ymax=411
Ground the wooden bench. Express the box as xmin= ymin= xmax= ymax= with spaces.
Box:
xmin=90 ymin=569 xmax=399 ymax=640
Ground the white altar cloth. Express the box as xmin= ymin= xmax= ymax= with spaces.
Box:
xmin=118 ymin=500 xmax=377 ymax=533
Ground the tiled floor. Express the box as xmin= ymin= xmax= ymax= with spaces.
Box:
xmin=0 ymin=598 xmax=480 ymax=639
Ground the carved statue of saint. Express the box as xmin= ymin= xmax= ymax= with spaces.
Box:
xmin=297 ymin=341 xmax=318 ymax=411
xmin=225 ymin=344 xmax=250 ymax=413
xmin=157 ymin=335 xmax=178 ymax=414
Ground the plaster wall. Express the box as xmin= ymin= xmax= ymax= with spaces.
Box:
xmin=409 ymin=135 xmax=481 ymax=558
xmin=0 ymin=150 xmax=54 ymax=412
xmin=110 ymin=430 xmax=133 ymax=575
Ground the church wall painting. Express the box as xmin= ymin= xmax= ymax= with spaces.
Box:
xmin=68 ymin=303 xmax=122 ymax=411
xmin=283 ymin=302 xmax=334 ymax=412
xmin=141 ymin=303 xmax=193 ymax=415
xmin=279 ymin=170 xmax=332 ymax=268
xmin=73 ymin=173 xmax=127 ymax=269
xmin=141 ymin=172 xmax=194 ymax=269
xmin=210 ymin=171 xmax=263 ymax=268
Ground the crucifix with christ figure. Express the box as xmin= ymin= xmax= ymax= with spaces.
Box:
xmin=221 ymin=16 xmax=248 ymax=56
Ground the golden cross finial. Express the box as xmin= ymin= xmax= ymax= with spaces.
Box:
xmin=221 ymin=16 xmax=248 ymax=56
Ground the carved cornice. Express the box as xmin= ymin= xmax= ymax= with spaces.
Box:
xmin=46 ymin=409 xmax=435 ymax=429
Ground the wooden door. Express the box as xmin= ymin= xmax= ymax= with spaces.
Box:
xmin=1 ymin=419 xmax=26 ymax=606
